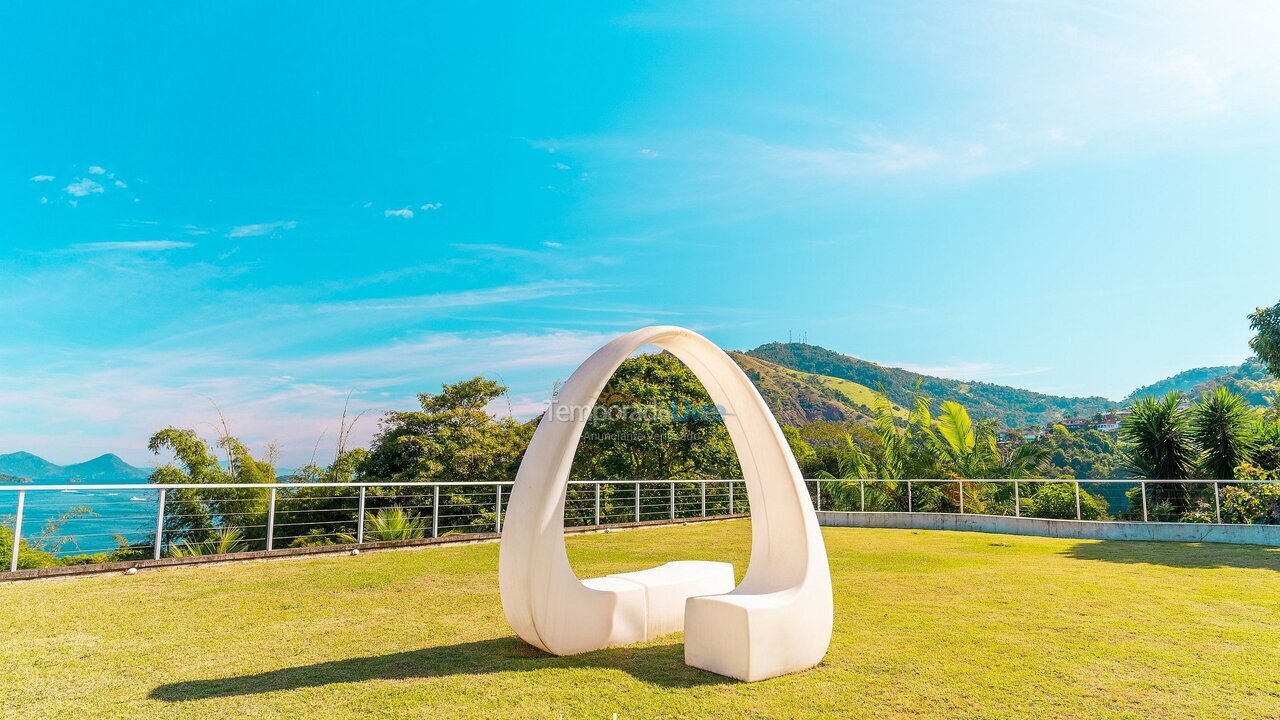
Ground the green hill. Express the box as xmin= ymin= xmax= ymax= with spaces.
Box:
xmin=1126 ymin=359 xmax=1278 ymax=407
xmin=730 ymin=352 xmax=908 ymax=426
xmin=744 ymin=342 xmax=1116 ymax=429
xmin=1124 ymin=365 xmax=1237 ymax=403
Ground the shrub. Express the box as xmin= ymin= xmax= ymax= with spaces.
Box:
xmin=1023 ymin=483 xmax=1108 ymax=520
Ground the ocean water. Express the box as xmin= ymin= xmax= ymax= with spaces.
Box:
xmin=1 ymin=479 xmax=159 ymax=556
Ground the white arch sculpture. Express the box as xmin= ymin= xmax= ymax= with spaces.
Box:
xmin=499 ymin=325 xmax=832 ymax=681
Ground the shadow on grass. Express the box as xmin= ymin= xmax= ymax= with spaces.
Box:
xmin=150 ymin=636 xmax=732 ymax=701
xmin=1062 ymin=540 xmax=1280 ymax=571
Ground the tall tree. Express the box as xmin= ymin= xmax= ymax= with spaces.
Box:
xmin=359 ymin=377 xmax=534 ymax=531
xmin=569 ymin=353 xmax=739 ymax=480
xmin=147 ymin=427 xmax=276 ymax=548
xmin=1190 ymin=387 xmax=1257 ymax=479
xmin=1249 ymin=301 xmax=1280 ymax=378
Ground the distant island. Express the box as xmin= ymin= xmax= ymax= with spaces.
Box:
xmin=0 ymin=452 xmax=150 ymax=483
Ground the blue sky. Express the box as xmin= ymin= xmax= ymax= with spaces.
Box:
xmin=4 ymin=1 xmax=1280 ymax=466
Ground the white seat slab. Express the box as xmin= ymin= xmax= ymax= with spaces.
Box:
xmin=606 ymin=560 xmax=736 ymax=640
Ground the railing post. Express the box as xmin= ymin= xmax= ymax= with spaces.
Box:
xmin=700 ymin=481 xmax=706 ymax=517
xmin=728 ymin=481 xmax=734 ymax=515
xmin=669 ymin=482 xmax=676 ymax=520
xmin=357 ymin=486 xmax=366 ymax=544
xmin=907 ymin=481 xmax=913 ymax=512
xmin=9 ymin=490 xmax=24 ymax=573
xmin=815 ymin=480 xmax=821 ymax=512
xmin=635 ymin=482 xmax=641 ymax=522
xmin=860 ymin=480 xmax=865 ymax=512
xmin=1214 ymin=482 xmax=1222 ymax=524
xmin=432 ymin=485 xmax=440 ymax=538
xmin=594 ymin=482 xmax=601 ymax=526
xmin=266 ymin=487 xmax=277 ymax=551
xmin=1014 ymin=481 xmax=1020 ymax=518
xmin=153 ymin=488 xmax=167 ymax=560
xmin=1074 ymin=481 xmax=1081 ymax=521
xmin=495 ymin=485 xmax=502 ymax=533
xmin=958 ymin=480 xmax=964 ymax=514
xmin=1141 ymin=481 xmax=1148 ymax=522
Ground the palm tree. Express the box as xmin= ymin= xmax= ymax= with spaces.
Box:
xmin=1120 ymin=392 xmax=1198 ymax=511
xmin=338 ymin=507 xmax=427 ymax=542
xmin=169 ymin=527 xmax=248 ymax=558
xmin=1121 ymin=392 xmax=1197 ymax=479
xmin=922 ymin=401 xmax=1010 ymax=479
xmin=1190 ymin=386 xmax=1257 ymax=479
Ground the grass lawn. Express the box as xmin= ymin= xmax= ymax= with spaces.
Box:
xmin=3 ymin=521 xmax=1280 ymax=719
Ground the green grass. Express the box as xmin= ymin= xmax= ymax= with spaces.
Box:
xmin=817 ymin=374 xmax=910 ymax=418
xmin=3 ymin=521 xmax=1280 ymax=718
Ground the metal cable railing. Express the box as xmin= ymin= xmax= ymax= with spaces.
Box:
xmin=5 ymin=478 xmax=1277 ymax=574
xmin=805 ymin=478 xmax=1280 ymax=526
xmin=0 ymin=479 xmax=746 ymax=573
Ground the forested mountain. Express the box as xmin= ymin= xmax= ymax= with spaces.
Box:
xmin=743 ymin=342 xmax=1116 ymax=429
xmin=1126 ymin=359 xmax=1278 ymax=406
xmin=1124 ymin=365 xmax=1237 ymax=402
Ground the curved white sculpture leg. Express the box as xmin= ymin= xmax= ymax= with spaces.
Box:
xmin=498 ymin=326 xmax=832 ymax=681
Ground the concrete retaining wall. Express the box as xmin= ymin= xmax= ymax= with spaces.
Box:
xmin=817 ymin=511 xmax=1280 ymax=546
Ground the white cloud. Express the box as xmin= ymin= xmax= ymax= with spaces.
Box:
xmin=113 ymin=179 xmax=128 ymax=189
xmin=88 ymin=165 xmax=106 ymax=175
xmin=69 ymin=241 xmax=196 ymax=252
xmin=30 ymin=175 xmax=55 ymax=182
xmin=543 ymin=241 xmax=563 ymax=248
xmin=552 ymin=162 xmax=571 ymax=170
xmin=420 ymin=202 xmax=442 ymax=211
xmin=40 ymin=197 xmax=48 ymax=205
xmin=887 ymin=360 xmax=1052 ymax=383
xmin=64 ymin=178 xmax=104 ymax=197
xmin=385 ymin=208 xmax=414 ymax=219
xmin=639 ymin=148 xmax=658 ymax=157
xmin=228 ymin=220 xmax=298 ymax=238
xmin=0 ymin=254 xmax=604 ymax=465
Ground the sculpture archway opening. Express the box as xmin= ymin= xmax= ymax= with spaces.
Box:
xmin=556 ymin=348 xmax=745 ymax=544
xmin=499 ymin=326 xmax=832 ymax=681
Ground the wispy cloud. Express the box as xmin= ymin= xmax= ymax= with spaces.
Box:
xmin=227 ymin=220 xmax=298 ymax=238
xmin=453 ymin=243 xmax=620 ymax=270
xmin=69 ymin=241 xmax=195 ymax=253
xmin=385 ymin=207 xmax=414 ymax=219
xmin=0 ymin=233 xmax=617 ymax=465
xmin=0 ymin=328 xmax=617 ymax=466
xmin=88 ymin=165 xmax=106 ymax=175
xmin=30 ymin=175 xmax=54 ymax=182
xmin=886 ymin=360 xmax=1053 ymax=384
xmin=420 ymin=202 xmax=442 ymax=211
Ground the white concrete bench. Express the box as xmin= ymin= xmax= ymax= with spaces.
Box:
xmin=500 ymin=326 xmax=833 ymax=681
xmin=594 ymin=560 xmax=735 ymax=640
